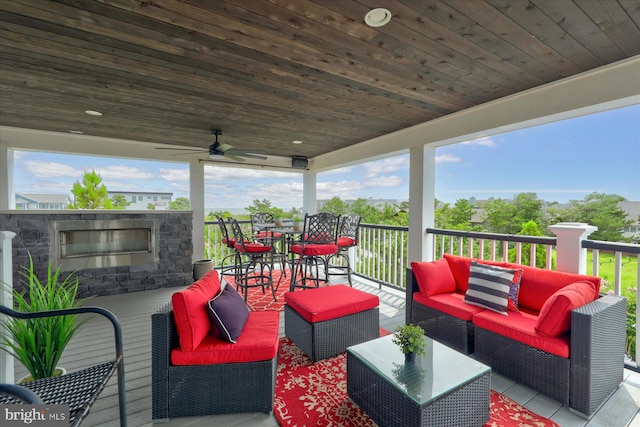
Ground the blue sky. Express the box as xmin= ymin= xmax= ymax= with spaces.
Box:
xmin=13 ymin=104 xmax=639 ymax=212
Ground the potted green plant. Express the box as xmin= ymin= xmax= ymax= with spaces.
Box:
xmin=0 ymin=254 xmax=85 ymax=382
xmin=392 ymin=324 xmax=426 ymax=363
xmin=292 ymin=216 xmax=303 ymax=231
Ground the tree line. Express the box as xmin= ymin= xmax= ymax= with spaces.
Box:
xmin=210 ymin=192 xmax=636 ymax=243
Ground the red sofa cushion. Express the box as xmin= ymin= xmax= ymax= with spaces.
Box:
xmin=473 ymin=309 xmax=570 ymax=358
xmin=534 ymin=281 xmax=599 ymax=337
xmin=413 ymin=291 xmax=484 ymax=321
xmin=515 ymin=266 xmax=600 ymax=312
xmin=443 ymin=254 xmax=601 ymax=312
xmin=411 ymin=258 xmax=457 ymax=297
xmin=171 ymin=270 xmax=221 ymax=351
xmin=284 ymin=284 xmax=379 ymax=323
xmin=171 ymin=311 xmax=280 ymax=365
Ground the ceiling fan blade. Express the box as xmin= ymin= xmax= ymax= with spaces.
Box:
xmin=223 ymin=153 xmax=246 ymax=162
xmin=218 ymin=143 xmax=234 ymax=152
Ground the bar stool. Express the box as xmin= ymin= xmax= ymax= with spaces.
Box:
xmin=289 ymin=213 xmax=339 ymax=291
xmin=216 ymin=216 xmax=241 ymax=282
xmin=327 ymin=213 xmax=361 ymax=285
xmin=229 ymin=218 xmax=277 ymax=302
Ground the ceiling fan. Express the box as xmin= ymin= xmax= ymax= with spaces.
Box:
xmin=156 ymin=129 xmax=267 ymax=162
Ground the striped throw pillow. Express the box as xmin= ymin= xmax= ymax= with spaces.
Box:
xmin=464 ymin=262 xmax=521 ymax=315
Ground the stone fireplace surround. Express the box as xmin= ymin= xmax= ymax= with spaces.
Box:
xmin=0 ymin=211 xmax=193 ymax=298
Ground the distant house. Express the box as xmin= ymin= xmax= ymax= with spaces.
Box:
xmin=619 ymin=201 xmax=640 ymax=242
xmin=15 ymin=193 xmax=71 ymax=210
xmin=108 ymin=191 xmax=173 ymax=210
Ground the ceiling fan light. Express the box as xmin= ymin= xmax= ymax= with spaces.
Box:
xmin=364 ymin=8 xmax=391 ymax=27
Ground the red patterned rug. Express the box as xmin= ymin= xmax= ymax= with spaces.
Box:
xmin=274 ymin=337 xmax=560 ymax=427
xmin=222 ymin=269 xmax=290 ymax=311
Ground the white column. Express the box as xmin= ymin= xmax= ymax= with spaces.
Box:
xmin=407 ymin=146 xmax=435 ymax=263
xmin=0 ymin=230 xmax=16 ymax=384
xmin=548 ymin=222 xmax=597 ymax=274
xmin=189 ymin=160 xmax=205 ymax=261
xmin=302 ymin=171 xmax=317 ymax=215
xmin=0 ymin=144 xmax=15 ymax=210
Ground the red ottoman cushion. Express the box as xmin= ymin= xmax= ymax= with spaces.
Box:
xmin=284 ymin=285 xmax=379 ymax=323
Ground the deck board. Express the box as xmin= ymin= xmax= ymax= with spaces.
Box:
xmin=10 ymin=274 xmax=639 ymax=426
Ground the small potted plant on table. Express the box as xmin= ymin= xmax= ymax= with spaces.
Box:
xmin=292 ymin=217 xmax=303 ymax=232
xmin=392 ymin=324 xmax=426 ymax=363
xmin=0 ymin=254 xmax=85 ymax=382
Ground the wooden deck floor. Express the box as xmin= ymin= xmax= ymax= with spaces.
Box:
xmin=12 ymin=275 xmax=640 ymax=427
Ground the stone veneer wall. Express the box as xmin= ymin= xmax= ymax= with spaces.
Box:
xmin=0 ymin=211 xmax=194 ymax=298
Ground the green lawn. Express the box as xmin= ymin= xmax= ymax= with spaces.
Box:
xmin=588 ymin=251 xmax=638 ymax=298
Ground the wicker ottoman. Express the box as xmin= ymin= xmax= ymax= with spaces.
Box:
xmin=284 ymin=284 xmax=380 ymax=362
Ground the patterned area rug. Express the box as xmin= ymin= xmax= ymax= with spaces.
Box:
xmin=274 ymin=337 xmax=560 ymax=427
xmin=222 ymin=269 xmax=290 ymax=311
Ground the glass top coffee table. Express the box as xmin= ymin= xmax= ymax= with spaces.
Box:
xmin=347 ymin=334 xmax=490 ymax=427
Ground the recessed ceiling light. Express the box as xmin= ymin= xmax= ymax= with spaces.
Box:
xmin=84 ymin=110 xmax=103 ymax=116
xmin=69 ymin=130 xmax=83 ymax=134
xmin=293 ymin=140 xmax=303 ymax=145
xmin=364 ymin=8 xmax=392 ymax=27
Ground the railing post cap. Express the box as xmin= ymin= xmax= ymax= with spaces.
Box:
xmin=548 ymin=222 xmax=597 ymax=236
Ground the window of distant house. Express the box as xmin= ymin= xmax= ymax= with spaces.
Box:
xmin=131 ymin=196 xmax=136 ymax=202
xmin=153 ymin=196 xmax=157 ymax=201
xmin=138 ymin=196 xmax=143 ymax=201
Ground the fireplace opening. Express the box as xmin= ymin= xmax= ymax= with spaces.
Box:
xmin=51 ymin=219 xmax=158 ymax=271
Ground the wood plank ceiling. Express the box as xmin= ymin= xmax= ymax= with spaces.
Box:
xmin=1 ymin=0 xmax=639 ymax=161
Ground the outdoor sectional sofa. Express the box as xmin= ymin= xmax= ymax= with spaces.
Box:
xmin=406 ymin=254 xmax=627 ymax=418
xmin=151 ymin=270 xmax=279 ymax=420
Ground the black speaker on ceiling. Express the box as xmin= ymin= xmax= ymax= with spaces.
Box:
xmin=291 ymin=156 xmax=308 ymax=169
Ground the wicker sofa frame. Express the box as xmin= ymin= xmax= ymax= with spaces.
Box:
xmin=0 ymin=304 xmax=127 ymax=427
xmin=405 ymin=267 xmax=627 ymax=417
xmin=284 ymin=305 xmax=379 ymax=362
xmin=151 ymin=302 xmax=277 ymax=421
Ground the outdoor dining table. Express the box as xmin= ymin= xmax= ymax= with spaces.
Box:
xmin=268 ymin=226 xmax=303 ymax=277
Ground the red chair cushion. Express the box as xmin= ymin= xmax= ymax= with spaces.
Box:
xmin=411 ymin=259 xmax=457 ymax=297
xmin=534 ymin=281 xmax=599 ymax=337
xmin=171 ymin=311 xmax=280 ymax=365
xmin=413 ymin=291 xmax=484 ymax=321
xmin=290 ymin=243 xmax=338 ymax=256
xmin=284 ymin=284 xmax=379 ymax=323
xmin=235 ymin=242 xmax=272 ymax=253
xmin=171 ymin=270 xmax=221 ymax=351
xmin=473 ymin=309 xmax=570 ymax=358
xmin=337 ymin=237 xmax=356 ymax=247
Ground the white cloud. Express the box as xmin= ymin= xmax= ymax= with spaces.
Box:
xmin=22 ymin=161 xmax=81 ymax=178
xmin=363 ymin=157 xmax=408 ymax=178
xmin=436 ymin=154 xmax=461 ymax=163
xmin=159 ymin=168 xmax=189 ymax=181
xmin=364 ymin=175 xmax=403 ymax=188
xmin=204 ymin=165 xmax=297 ymax=180
xmin=461 ymin=136 xmax=497 ymax=147
xmin=95 ymin=165 xmax=154 ymax=180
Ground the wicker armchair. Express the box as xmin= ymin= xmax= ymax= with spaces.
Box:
xmin=151 ymin=303 xmax=277 ymax=420
xmin=0 ymin=304 xmax=127 ymax=427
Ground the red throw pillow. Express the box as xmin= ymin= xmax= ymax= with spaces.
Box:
xmin=411 ymin=258 xmax=456 ymax=297
xmin=171 ymin=270 xmax=222 ymax=351
xmin=534 ymin=280 xmax=598 ymax=337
